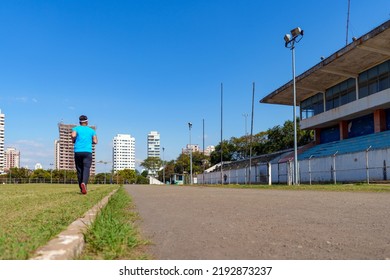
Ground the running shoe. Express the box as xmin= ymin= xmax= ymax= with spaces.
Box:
xmin=80 ymin=182 xmax=87 ymax=194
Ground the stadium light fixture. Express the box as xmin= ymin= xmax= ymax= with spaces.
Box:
xmin=284 ymin=27 xmax=304 ymax=185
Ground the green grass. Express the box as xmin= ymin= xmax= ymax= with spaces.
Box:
xmin=0 ymin=184 xmax=118 ymax=260
xmin=79 ymin=187 xmax=149 ymax=260
xmin=201 ymin=183 xmax=390 ymax=192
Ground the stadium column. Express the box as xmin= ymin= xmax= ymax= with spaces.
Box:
xmin=374 ymin=109 xmax=386 ymax=133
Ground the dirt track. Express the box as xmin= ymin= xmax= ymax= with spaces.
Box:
xmin=124 ymin=184 xmax=390 ymax=260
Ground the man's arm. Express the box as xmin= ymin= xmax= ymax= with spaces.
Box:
xmin=93 ymin=135 xmax=98 ymax=144
xmin=71 ymin=131 xmax=77 ymax=143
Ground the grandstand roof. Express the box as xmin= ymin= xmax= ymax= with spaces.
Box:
xmin=260 ymin=19 xmax=390 ymax=106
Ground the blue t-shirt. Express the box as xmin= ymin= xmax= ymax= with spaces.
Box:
xmin=72 ymin=126 xmax=96 ymax=153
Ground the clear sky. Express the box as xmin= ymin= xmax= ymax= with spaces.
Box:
xmin=0 ymin=0 xmax=389 ymax=173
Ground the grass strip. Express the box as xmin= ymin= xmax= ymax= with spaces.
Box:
xmin=79 ymin=187 xmax=149 ymax=260
xmin=0 ymin=184 xmax=118 ymax=260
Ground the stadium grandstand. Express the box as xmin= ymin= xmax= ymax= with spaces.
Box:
xmin=259 ymin=19 xmax=390 ymax=184
xmin=198 ymin=19 xmax=390 ymax=185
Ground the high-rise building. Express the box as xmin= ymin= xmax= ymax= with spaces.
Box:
xmin=56 ymin=123 xmax=96 ymax=174
xmin=112 ymin=134 xmax=136 ymax=171
xmin=5 ymin=147 xmax=20 ymax=170
xmin=147 ymin=131 xmax=160 ymax=158
xmin=0 ymin=110 xmax=4 ymax=172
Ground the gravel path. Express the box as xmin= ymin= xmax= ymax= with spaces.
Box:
xmin=124 ymin=184 xmax=390 ymax=260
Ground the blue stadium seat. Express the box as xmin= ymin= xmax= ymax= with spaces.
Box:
xmin=298 ymin=130 xmax=390 ymax=160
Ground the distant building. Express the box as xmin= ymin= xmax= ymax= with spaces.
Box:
xmin=113 ymin=134 xmax=136 ymax=171
xmin=54 ymin=140 xmax=60 ymax=170
xmin=182 ymin=144 xmax=200 ymax=154
xmin=5 ymin=147 xmax=20 ymax=170
xmin=0 ymin=110 xmax=4 ymax=172
xmin=147 ymin=131 xmax=160 ymax=158
xmin=56 ymin=122 xmax=96 ymax=174
xmin=204 ymin=145 xmax=215 ymax=156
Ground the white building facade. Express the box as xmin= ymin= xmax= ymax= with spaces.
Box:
xmin=113 ymin=134 xmax=136 ymax=171
xmin=147 ymin=131 xmax=160 ymax=158
xmin=0 ymin=110 xmax=4 ymax=173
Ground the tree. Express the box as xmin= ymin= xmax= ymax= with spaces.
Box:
xmin=30 ymin=169 xmax=51 ymax=181
xmin=8 ymin=167 xmax=30 ymax=179
xmin=116 ymin=169 xmax=137 ymax=184
xmin=261 ymin=119 xmax=313 ymax=153
xmin=140 ymin=157 xmax=162 ymax=177
xmin=191 ymin=151 xmax=210 ymax=174
xmin=136 ymin=175 xmax=149 ymax=184
xmin=94 ymin=172 xmax=112 ymax=184
xmin=208 ymin=118 xmax=314 ymax=165
xmin=158 ymin=160 xmax=175 ymax=183
xmin=174 ymin=153 xmax=189 ymax=174
xmin=210 ymin=140 xmax=236 ymax=165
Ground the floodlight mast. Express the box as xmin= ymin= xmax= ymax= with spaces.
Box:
xmin=284 ymin=27 xmax=304 ymax=185
xmin=285 ymin=27 xmax=304 ymax=48
xmin=188 ymin=122 xmax=193 ymax=185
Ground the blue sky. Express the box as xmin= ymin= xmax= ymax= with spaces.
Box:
xmin=0 ymin=0 xmax=389 ymax=173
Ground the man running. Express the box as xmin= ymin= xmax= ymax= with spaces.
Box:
xmin=71 ymin=115 xmax=98 ymax=194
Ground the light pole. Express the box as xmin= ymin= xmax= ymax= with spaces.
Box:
xmin=97 ymin=160 xmax=110 ymax=184
xmin=162 ymin=147 xmax=165 ymax=184
xmin=284 ymin=27 xmax=304 ymax=185
xmin=242 ymin=113 xmax=249 ymax=160
xmin=50 ymin=163 xmax=54 ymax=184
xmin=188 ymin=122 xmax=193 ymax=185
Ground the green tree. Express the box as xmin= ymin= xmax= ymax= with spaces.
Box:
xmin=94 ymin=172 xmax=112 ymax=184
xmin=115 ymin=169 xmax=137 ymax=184
xmin=158 ymin=160 xmax=175 ymax=183
xmin=174 ymin=153 xmax=189 ymax=174
xmin=30 ymin=169 xmax=51 ymax=181
xmin=136 ymin=175 xmax=149 ymax=184
xmin=140 ymin=157 xmax=162 ymax=177
xmin=191 ymin=151 xmax=210 ymax=174
xmin=50 ymin=170 xmax=77 ymax=183
xmin=8 ymin=167 xmax=31 ymax=179
xmin=261 ymin=119 xmax=313 ymax=153
xmin=210 ymin=140 xmax=236 ymax=165
xmin=208 ymin=119 xmax=314 ymax=165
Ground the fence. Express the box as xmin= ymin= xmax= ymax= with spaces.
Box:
xmin=197 ymin=147 xmax=390 ymax=185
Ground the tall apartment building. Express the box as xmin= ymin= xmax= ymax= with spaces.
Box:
xmin=0 ymin=110 xmax=4 ymax=172
xmin=112 ymin=134 xmax=136 ymax=171
xmin=5 ymin=147 xmax=20 ymax=170
xmin=147 ymin=131 xmax=160 ymax=158
xmin=56 ymin=122 xmax=96 ymax=174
